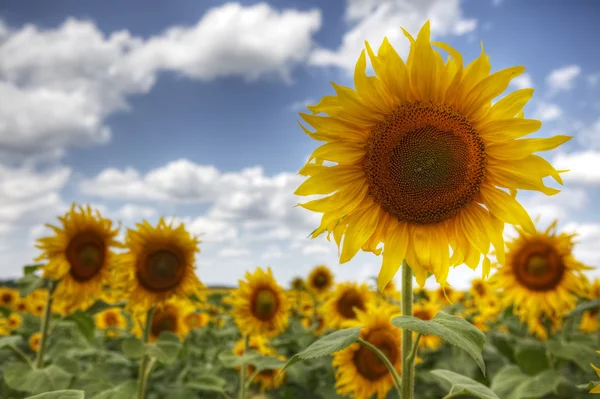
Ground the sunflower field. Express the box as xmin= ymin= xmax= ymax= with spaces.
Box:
xmin=1 ymin=19 xmax=599 ymax=399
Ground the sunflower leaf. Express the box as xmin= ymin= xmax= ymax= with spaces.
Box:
xmin=430 ymin=369 xmax=499 ymax=399
xmin=64 ymin=311 xmax=95 ymax=344
xmin=24 ymin=390 xmax=85 ymax=399
xmin=278 ymin=327 xmax=362 ymax=376
xmin=92 ymin=380 xmax=138 ymax=399
xmin=4 ymin=364 xmax=72 ymax=395
xmin=547 ymin=338 xmax=598 ymax=371
xmin=0 ymin=335 xmax=23 ymax=349
xmin=185 ymin=375 xmax=227 ymax=394
xmin=121 ymin=336 xmax=145 ymax=359
xmin=144 ymin=332 xmax=182 ymax=365
xmin=23 ymin=264 xmax=45 ymax=276
xmin=17 ymin=274 xmax=47 ymax=297
xmin=565 ymin=298 xmax=600 ymax=318
xmin=392 ymin=312 xmax=486 ymax=374
xmin=248 ymin=355 xmax=287 ymax=371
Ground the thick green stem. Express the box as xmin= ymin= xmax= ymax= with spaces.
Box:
xmin=238 ymin=335 xmax=249 ymax=399
xmin=35 ymin=281 xmax=54 ymax=369
xmin=406 ymin=333 xmax=422 ymax=369
xmin=357 ymin=338 xmax=402 ymax=396
xmin=401 ymin=260 xmax=414 ymax=399
xmin=137 ymin=307 xmax=155 ymax=399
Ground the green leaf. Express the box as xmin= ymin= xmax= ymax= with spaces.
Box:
xmin=4 ymin=364 xmax=72 ymax=395
xmin=218 ymin=351 xmax=259 ymax=368
xmin=144 ymin=332 xmax=182 ymax=365
xmin=64 ymin=311 xmax=96 ymax=344
xmin=122 ymin=336 xmax=145 ymax=359
xmin=547 ymin=338 xmax=598 ymax=371
xmin=0 ymin=335 xmax=23 ymax=349
xmin=565 ymin=298 xmax=600 ymax=317
xmin=577 ymin=381 xmax=599 ymax=391
xmin=23 ymin=264 xmax=45 ymax=276
xmin=25 ymin=390 xmax=84 ymax=399
xmin=513 ymin=369 xmax=557 ymax=399
xmin=430 ymin=369 xmax=499 ymax=399
xmin=279 ymin=327 xmax=362 ymax=374
xmin=54 ymin=356 xmax=80 ymax=375
xmin=0 ymin=306 xmax=10 ymax=317
xmin=490 ymin=365 xmax=529 ymax=398
xmin=513 ymin=341 xmax=549 ymax=375
xmin=85 ymin=300 xmax=123 ymax=315
xmin=392 ymin=311 xmax=487 ymax=374
xmin=92 ymin=380 xmax=138 ymax=399
xmin=17 ymin=274 xmax=46 ymax=297
xmin=248 ymin=355 xmax=287 ymax=371
xmin=185 ymin=375 xmax=227 ymax=394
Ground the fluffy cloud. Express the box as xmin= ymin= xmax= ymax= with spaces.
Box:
xmin=546 ymin=65 xmax=581 ymax=93
xmin=533 ymin=102 xmax=563 ymax=122
xmin=310 ymin=0 xmax=477 ymax=71
xmin=510 ymin=73 xmax=534 ymax=90
xmin=562 ymin=222 xmax=600 ymax=270
xmin=0 ymin=3 xmax=321 ymax=161
xmin=575 ymin=118 xmax=600 ymax=149
xmin=553 ymin=151 xmax=600 ymax=184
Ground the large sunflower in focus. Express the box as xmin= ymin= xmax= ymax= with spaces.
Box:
xmin=323 ymin=282 xmax=372 ymax=329
xmin=490 ymin=221 xmax=590 ymax=332
xmin=231 ymin=267 xmax=289 ymax=337
xmin=295 ymin=21 xmax=570 ymax=290
xmin=307 ymin=265 xmax=334 ymax=295
xmin=119 ymin=218 xmax=203 ymax=310
xmin=332 ymin=305 xmax=401 ymax=399
xmin=35 ymin=204 xmax=121 ymax=307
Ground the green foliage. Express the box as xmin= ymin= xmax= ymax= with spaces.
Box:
xmin=430 ymin=369 xmax=500 ymax=399
xmin=392 ymin=311 xmax=487 ymax=373
xmin=144 ymin=332 xmax=182 ymax=365
xmin=4 ymin=364 xmax=72 ymax=395
xmin=17 ymin=274 xmax=46 ymax=297
xmin=25 ymin=391 xmax=85 ymax=399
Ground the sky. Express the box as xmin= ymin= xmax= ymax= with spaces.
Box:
xmin=0 ymin=0 xmax=599 ymax=289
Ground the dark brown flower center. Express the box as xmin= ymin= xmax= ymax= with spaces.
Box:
xmin=336 ymin=289 xmax=366 ymax=319
xmin=513 ymin=240 xmax=565 ymax=291
xmin=251 ymin=287 xmax=280 ymax=321
xmin=354 ymin=329 xmax=400 ymax=381
xmin=66 ymin=231 xmax=106 ymax=282
xmin=103 ymin=311 xmax=120 ymax=327
xmin=151 ymin=309 xmax=178 ymax=338
xmin=413 ymin=309 xmax=433 ymax=321
xmin=137 ymin=248 xmax=185 ymax=293
xmin=365 ymin=102 xmax=486 ymax=225
xmin=1 ymin=293 xmax=13 ymax=305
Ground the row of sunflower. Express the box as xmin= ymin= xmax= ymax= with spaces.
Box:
xmin=0 ymin=203 xmax=599 ymax=398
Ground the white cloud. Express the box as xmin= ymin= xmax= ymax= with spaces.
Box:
xmin=310 ymin=0 xmax=477 ymax=72
xmin=0 ymin=3 xmax=321 ymax=161
xmin=546 ymin=65 xmax=581 ymax=93
xmin=261 ymin=245 xmax=284 ymax=260
xmin=587 ymin=73 xmax=599 ymax=87
xmin=218 ymin=247 xmax=251 ymax=258
xmin=553 ymin=151 xmax=600 ymax=184
xmin=520 ymin=187 xmax=588 ymax=227
xmin=114 ymin=204 xmax=157 ymax=221
xmin=533 ymin=102 xmax=562 ymax=122
xmin=576 ymin=118 xmax=600 ymax=149
xmin=561 ymin=222 xmax=600 ymax=269
xmin=509 ymin=73 xmax=534 ymax=90
xmin=287 ymin=98 xmax=315 ymax=112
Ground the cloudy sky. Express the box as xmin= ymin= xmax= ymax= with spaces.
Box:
xmin=1 ymin=0 xmax=599 ymax=289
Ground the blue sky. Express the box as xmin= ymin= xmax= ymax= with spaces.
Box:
xmin=1 ymin=0 xmax=599 ymax=288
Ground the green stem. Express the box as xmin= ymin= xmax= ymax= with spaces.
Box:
xmin=35 ymin=280 xmax=54 ymax=369
xmin=238 ymin=335 xmax=249 ymax=399
xmin=137 ymin=307 xmax=155 ymax=399
xmin=357 ymin=338 xmax=402 ymax=396
xmin=9 ymin=345 xmax=33 ymax=368
xmin=244 ymin=368 xmax=261 ymax=390
xmin=406 ymin=333 xmax=422 ymax=368
xmin=401 ymin=260 xmax=414 ymax=399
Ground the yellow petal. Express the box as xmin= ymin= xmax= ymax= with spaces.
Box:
xmin=340 ymin=204 xmax=381 ymax=263
xmin=377 ymin=221 xmax=409 ymax=292
xmin=477 ymin=118 xmax=542 ymax=142
xmin=309 ymin=142 xmax=365 ymax=164
xmin=479 ymin=184 xmax=535 ymax=233
xmin=487 ymin=88 xmax=535 ymax=120
xmin=486 ymin=135 xmax=572 ymax=160
xmin=295 ymin=166 xmax=363 ymax=196
xmin=377 ymin=37 xmax=410 ymax=104
xmin=407 ymin=21 xmax=438 ymax=100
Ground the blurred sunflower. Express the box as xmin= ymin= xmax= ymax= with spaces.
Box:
xmin=231 ymin=267 xmax=289 ymax=337
xmin=587 ymin=279 xmax=600 ymax=299
xmin=295 ymin=20 xmax=570 ymax=291
xmin=247 ymin=355 xmax=287 ymax=392
xmin=470 ymin=278 xmax=489 ymax=299
xmin=0 ymin=287 xmax=18 ymax=309
xmin=290 ymin=277 xmax=305 ymax=291
xmin=7 ymin=313 xmax=22 ymax=330
xmin=144 ymin=300 xmax=188 ymax=343
xmin=490 ymin=221 xmax=590 ymax=334
xmin=35 ymin=204 xmax=122 ymax=308
xmin=233 ymin=335 xmax=274 ymax=357
xmin=580 ymin=309 xmax=599 ymax=333
xmin=29 ymin=332 xmax=41 ymax=352
xmin=381 ymin=279 xmax=401 ymax=302
xmin=0 ymin=318 xmax=9 ymax=335
xmin=13 ymin=299 xmax=29 ymax=314
xmin=307 ymin=265 xmax=334 ymax=295
xmin=323 ymin=282 xmax=371 ymax=329
xmin=95 ymin=308 xmax=127 ymax=337
xmin=120 ymin=218 xmax=203 ymax=310
xmin=302 ymin=313 xmax=327 ymax=335
xmin=183 ymin=304 xmax=210 ymax=331
xmin=332 ymin=305 xmax=402 ymax=399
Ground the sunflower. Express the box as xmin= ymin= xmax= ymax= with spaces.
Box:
xmin=95 ymin=308 xmax=127 ymax=337
xmin=231 ymin=267 xmax=289 ymax=337
xmin=301 ymin=313 xmax=327 ymax=335
xmin=0 ymin=287 xmax=18 ymax=309
xmin=0 ymin=318 xmax=9 ymax=335
xmin=290 ymin=277 xmax=305 ymax=291
xmin=323 ymin=282 xmax=372 ymax=329
xmin=307 ymin=265 xmax=334 ymax=295
xmin=233 ymin=335 xmax=274 ymax=357
xmin=13 ymin=299 xmax=29 ymax=314
xmin=580 ymin=309 xmax=600 ymax=333
xmin=381 ymin=279 xmax=401 ymax=301
xmin=7 ymin=313 xmax=22 ymax=330
xmin=332 ymin=305 xmax=402 ymax=399
xmin=141 ymin=300 xmax=188 ymax=343
xmin=182 ymin=301 xmax=210 ymax=331
xmin=470 ymin=278 xmax=489 ymax=299
xmin=490 ymin=221 xmax=590 ymax=334
xmin=35 ymin=204 xmax=122 ymax=308
xmin=295 ymin=21 xmax=570 ymax=291
xmin=247 ymin=355 xmax=287 ymax=392
xmin=119 ymin=218 xmax=203 ymax=310
xmin=29 ymin=332 xmax=41 ymax=352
